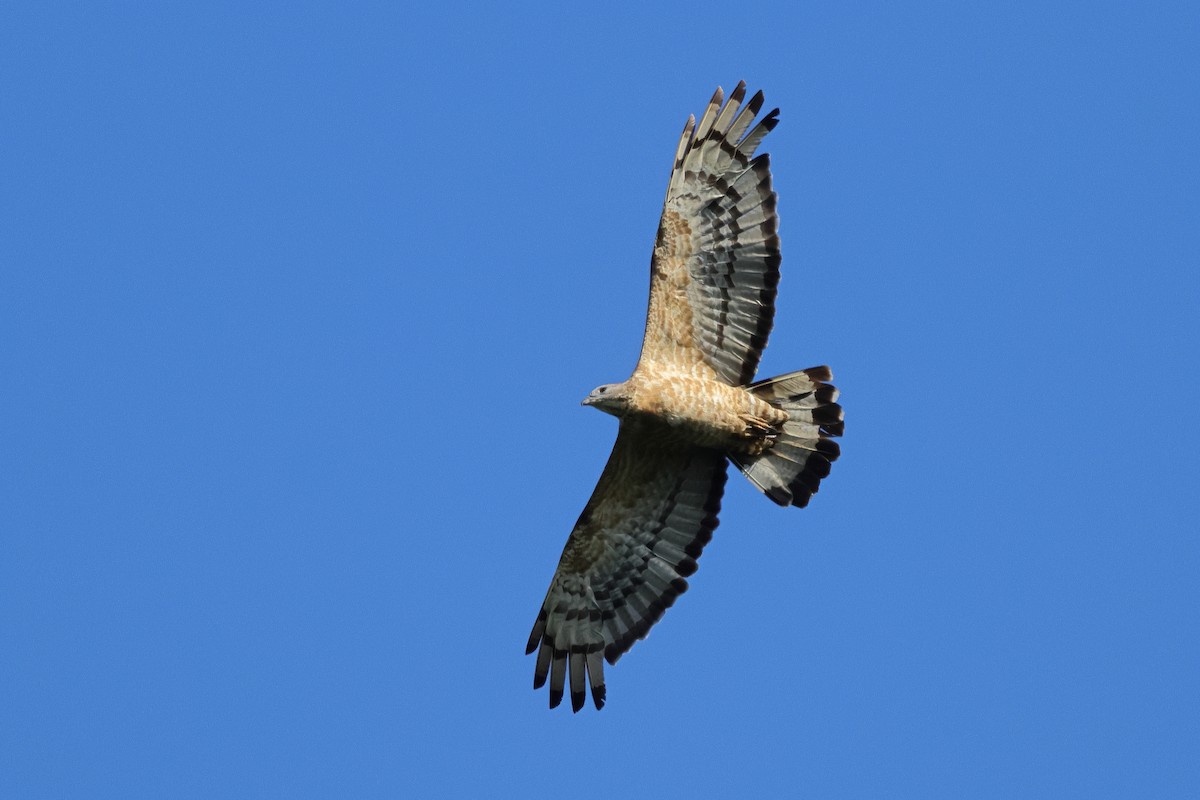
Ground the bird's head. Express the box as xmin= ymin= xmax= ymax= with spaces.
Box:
xmin=582 ymin=382 xmax=631 ymax=416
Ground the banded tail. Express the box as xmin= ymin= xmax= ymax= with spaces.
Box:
xmin=732 ymin=366 xmax=843 ymax=507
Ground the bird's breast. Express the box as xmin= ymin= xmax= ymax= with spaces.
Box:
xmin=627 ymin=370 xmax=769 ymax=450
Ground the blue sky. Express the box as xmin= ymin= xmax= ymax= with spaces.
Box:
xmin=3 ymin=2 xmax=1198 ymax=797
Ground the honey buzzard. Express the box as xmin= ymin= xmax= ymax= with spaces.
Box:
xmin=526 ymin=83 xmax=844 ymax=712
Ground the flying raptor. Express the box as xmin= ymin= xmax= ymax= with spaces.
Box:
xmin=526 ymin=83 xmax=844 ymax=712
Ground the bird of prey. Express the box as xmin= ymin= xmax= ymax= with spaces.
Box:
xmin=526 ymin=83 xmax=843 ymax=712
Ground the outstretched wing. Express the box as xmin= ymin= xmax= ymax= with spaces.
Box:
xmin=638 ymin=82 xmax=782 ymax=386
xmin=526 ymin=421 xmax=727 ymax=712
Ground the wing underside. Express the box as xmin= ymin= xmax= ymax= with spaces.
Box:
xmin=526 ymin=421 xmax=727 ymax=712
xmin=639 ymin=82 xmax=782 ymax=386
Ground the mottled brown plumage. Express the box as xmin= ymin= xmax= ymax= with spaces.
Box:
xmin=527 ymin=83 xmax=844 ymax=712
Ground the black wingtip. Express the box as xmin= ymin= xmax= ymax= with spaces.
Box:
xmin=571 ymin=690 xmax=585 ymax=713
xmin=747 ymin=89 xmax=765 ymax=116
xmin=549 ymin=688 xmax=563 ymax=709
xmin=525 ymin=608 xmax=546 ymax=654
xmin=592 ymin=684 xmax=606 ymax=710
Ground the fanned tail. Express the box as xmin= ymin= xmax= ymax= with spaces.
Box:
xmin=731 ymin=366 xmax=843 ymax=508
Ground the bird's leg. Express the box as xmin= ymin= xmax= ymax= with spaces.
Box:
xmin=739 ymin=413 xmax=775 ymax=436
xmin=738 ymin=413 xmax=780 ymax=455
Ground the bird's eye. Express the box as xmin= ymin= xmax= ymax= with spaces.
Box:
xmin=598 ymin=387 xmax=607 ymax=394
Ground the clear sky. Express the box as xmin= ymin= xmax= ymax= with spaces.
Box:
xmin=3 ymin=3 xmax=1198 ymax=798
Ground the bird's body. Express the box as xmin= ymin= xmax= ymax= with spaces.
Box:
xmin=611 ymin=369 xmax=786 ymax=454
xmin=527 ymin=83 xmax=844 ymax=712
